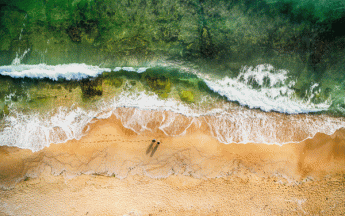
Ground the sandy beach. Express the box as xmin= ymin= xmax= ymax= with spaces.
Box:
xmin=1 ymin=110 xmax=345 ymax=215
xmin=2 ymin=0 xmax=345 ymax=214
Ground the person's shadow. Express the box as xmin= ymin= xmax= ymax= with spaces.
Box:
xmin=146 ymin=140 xmax=155 ymax=155
xmin=146 ymin=139 xmax=160 ymax=157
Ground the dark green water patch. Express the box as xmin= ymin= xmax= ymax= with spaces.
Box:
xmin=142 ymin=71 xmax=171 ymax=98
xmin=1 ymin=0 xmax=344 ymax=69
xmin=81 ymin=77 xmax=103 ymax=98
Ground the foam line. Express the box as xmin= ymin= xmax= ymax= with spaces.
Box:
xmin=0 ymin=90 xmax=344 ymax=152
xmin=0 ymin=63 xmax=111 ymax=81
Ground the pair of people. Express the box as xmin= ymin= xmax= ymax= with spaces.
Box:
xmin=152 ymin=139 xmax=160 ymax=145
xmin=146 ymin=139 xmax=160 ymax=157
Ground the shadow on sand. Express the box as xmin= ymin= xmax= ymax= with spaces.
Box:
xmin=146 ymin=141 xmax=154 ymax=155
xmin=146 ymin=140 xmax=160 ymax=157
xmin=150 ymin=144 xmax=159 ymax=157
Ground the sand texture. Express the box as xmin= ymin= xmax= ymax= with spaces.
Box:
xmin=1 ymin=111 xmax=345 ymax=215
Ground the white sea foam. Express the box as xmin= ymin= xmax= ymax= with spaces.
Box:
xmin=114 ymin=67 xmax=148 ymax=73
xmin=0 ymin=63 xmax=111 ymax=80
xmin=0 ymin=63 xmax=344 ymax=151
xmin=204 ymin=110 xmax=345 ymax=144
xmin=11 ymin=49 xmax=31 ymax=66
xmin=0 ymin=91 xmax=197 ymax=152
xmin=1 ymin=90 xmax=344 ymax=152
xmin=0 ymin=107 xmax=96 ymax=151
xmin=0 ymin=64 xmax=149 ymax=81
xmin=203 ymin=64 xmax=331 ymax=114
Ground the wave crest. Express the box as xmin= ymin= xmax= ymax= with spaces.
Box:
xmin=204 ymin=64 xmax=331 ymax=114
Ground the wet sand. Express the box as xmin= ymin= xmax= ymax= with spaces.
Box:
xmin=1 ymin=112 xmax=345 ymax=215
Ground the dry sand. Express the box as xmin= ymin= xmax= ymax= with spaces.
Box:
xmin=1 ymin=112 xmax=345 ymax=215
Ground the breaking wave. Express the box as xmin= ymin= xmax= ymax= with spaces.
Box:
xmin=203 ymin=64 xmax=331 ymax=114
xmin=0 ymin=63 xmax=343 ymax=152
xmin=0 ymin=90 xmax=344 ymax=152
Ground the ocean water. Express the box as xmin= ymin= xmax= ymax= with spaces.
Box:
xmin=0 ymin=55 xmax=344 ymax=152
xmin=1 ymin=0 xmax=345 ymax=155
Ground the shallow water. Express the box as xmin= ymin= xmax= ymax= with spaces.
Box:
xmin=0 ymin=63 xmax=344 ymax=151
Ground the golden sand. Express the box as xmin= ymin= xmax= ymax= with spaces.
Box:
xmin=1 ymin=112 xmax=345 ymax=215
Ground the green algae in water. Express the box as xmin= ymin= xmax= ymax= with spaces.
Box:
xmin=0 ymin=67 xmax=227 ymax=118
xmin=179 ymin=90 xmax=194 ymax=103
xmin=81 ymin=77 xmax=103 ymax=98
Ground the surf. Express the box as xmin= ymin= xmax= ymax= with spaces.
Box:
xmin=0 ymin=63 xmax=344 ymax=152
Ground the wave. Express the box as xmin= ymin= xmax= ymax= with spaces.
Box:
xmin=0 ymin=63 xmax=343 ymax=151
xmin=0 ymin=107 xmax=96 ymax=151
xmin=0 ymin=91 xmax=195 ymax=152
xmin=0 ymin=90 xmax=344 ymax=152
xmin=0 ymin=63 xmax=332 ymax=114
xmin=0 ymin=64 xmax=150 ymax=81
xmin=203 ymin=64 xmax=331 ymax=114
xmin=0 ymin=63 xmax=111 ymax=81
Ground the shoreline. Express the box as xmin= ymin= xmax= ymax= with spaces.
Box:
xmin=2 ymin=104 xmax=345 ymax=153
xmin=1 ymin=112 xmax=345 ymax=184
xmin=1 ymin=111 xmax=345 ymax=215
